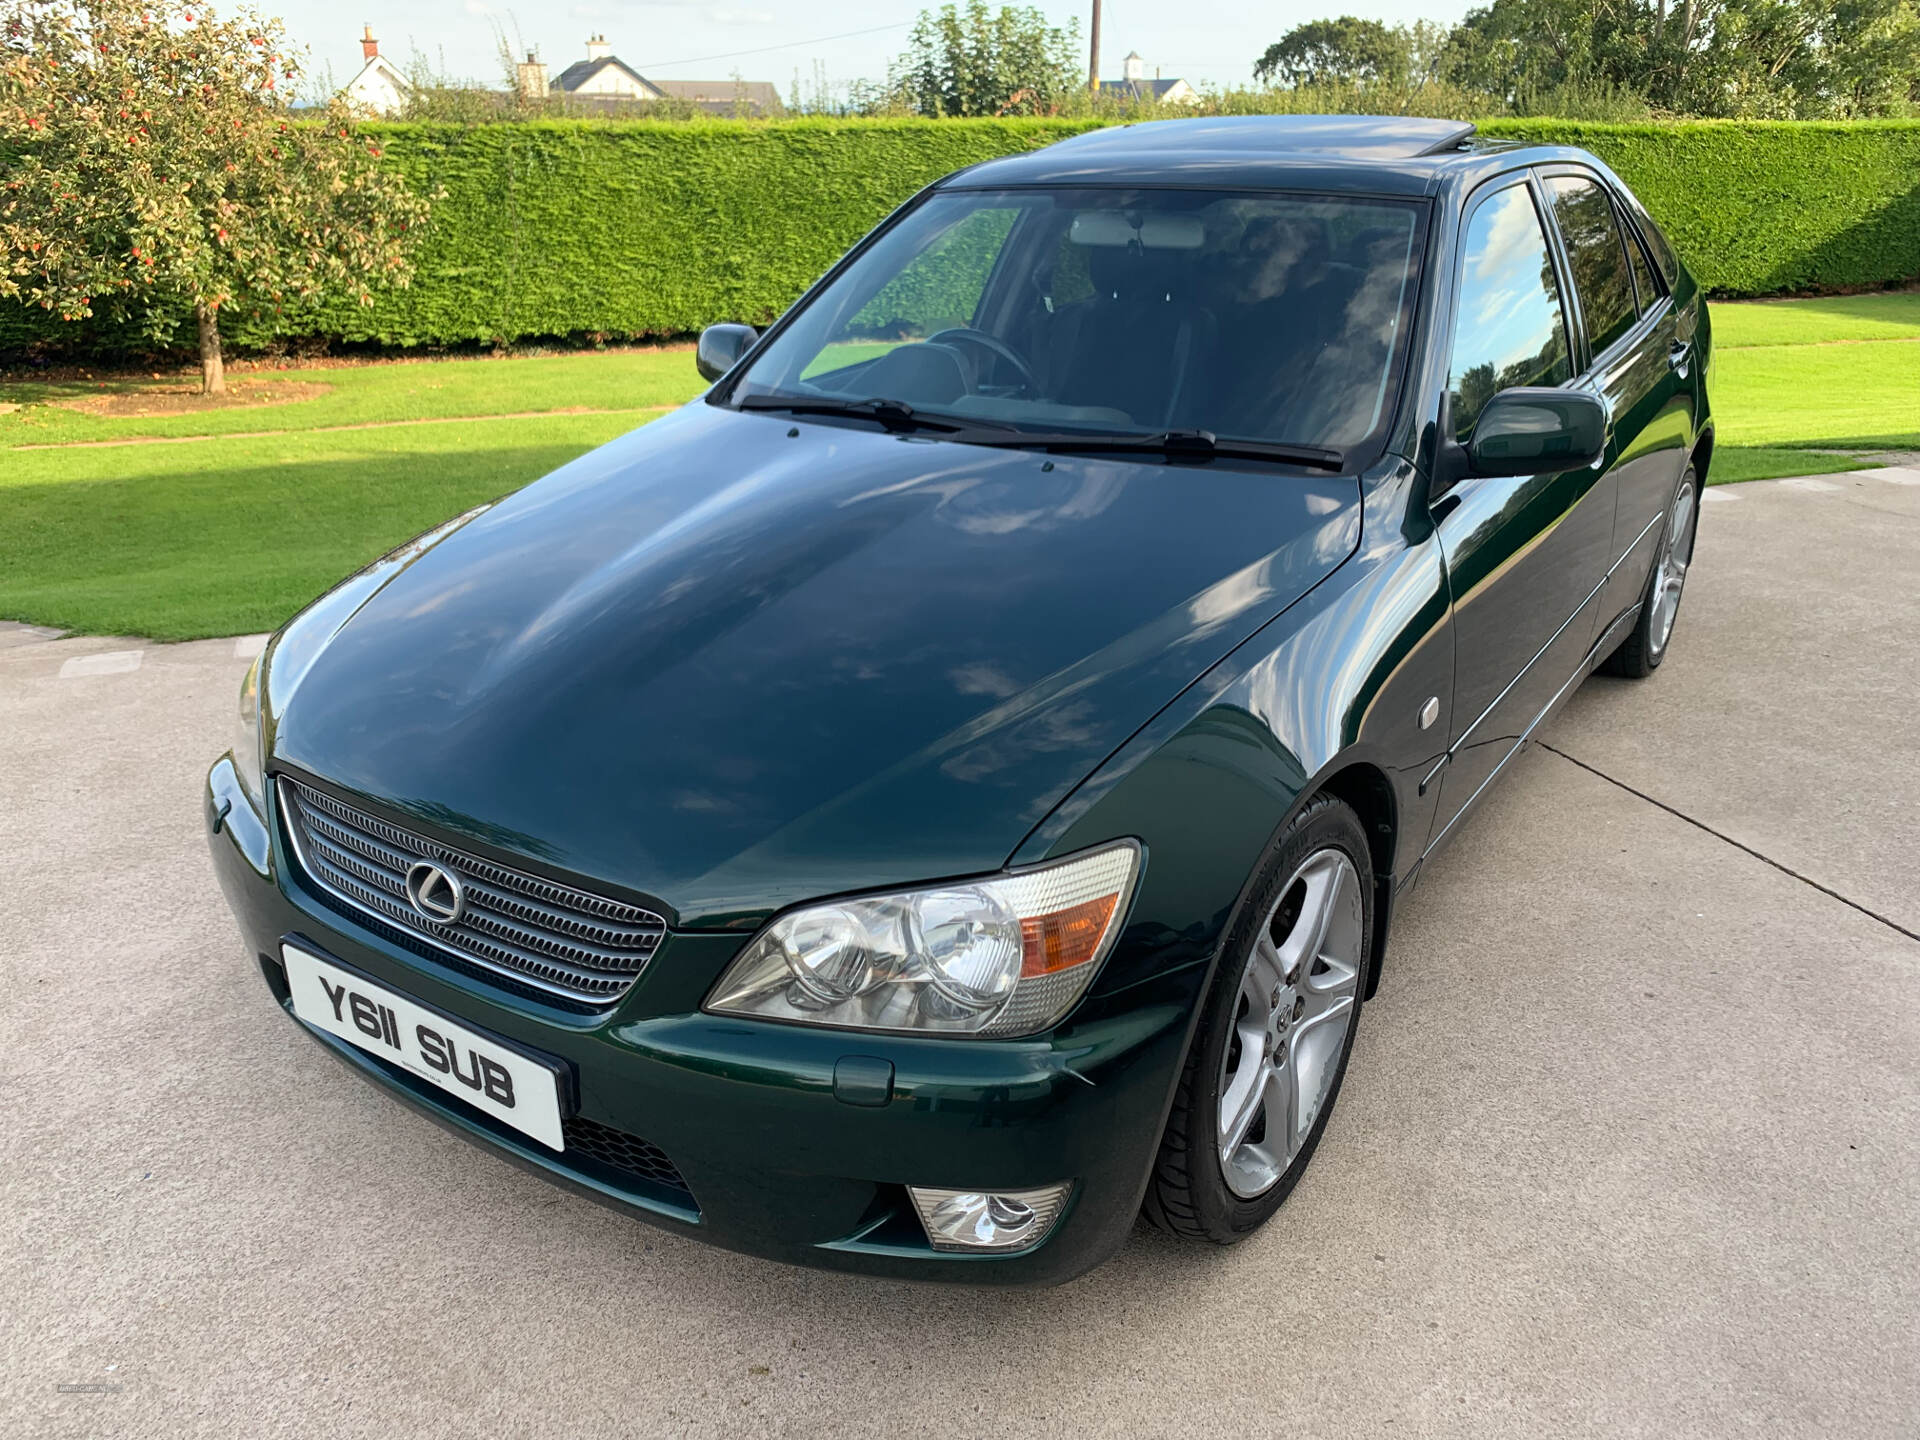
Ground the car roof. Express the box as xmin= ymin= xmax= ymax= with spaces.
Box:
xmin=944 ymin=116 xmax=1578 ymax=198
xmin=1051 ymin=115 xmax=1480 ymax=159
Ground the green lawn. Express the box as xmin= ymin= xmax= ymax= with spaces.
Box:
xmin=1703 ymin=447 xmax=1877 ymax=486
xmin=1712 ymin=337 xmax=1919 ymax=451
xmin=0 ymin=295 xmax=1913 ymax=639
xmin=1709 ymin=291 xmax=1920 ymax=348
xmin=0 ymin=348 xmax=705 ymax=640
xmin=1 ymin=414 xmax=654 ymax=640
xmin=0 ymin=348 xmax=698 ymax=447
xmin=1711 ymin=291 xmax=1920 ymax=466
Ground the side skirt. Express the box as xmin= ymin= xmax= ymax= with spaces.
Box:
xmin=1421 ymin=597 xmax=1643 ymax=862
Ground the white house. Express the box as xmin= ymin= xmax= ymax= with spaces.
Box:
xmin=552 ymin=34 xmax=656 ymax=100
xmin=342 ymin=26 xmax=409 ymax=116
xmin=550 ymin=35 xmax=781 ymax=113
xmin=1099 ymin=50 xmax=1199 ymax=105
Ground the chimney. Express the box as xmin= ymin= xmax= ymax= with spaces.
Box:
xmin=586 ymin=33 xmax=612 ymax=61
xmin=516 ymin=49 xmax=549 ymax=98
xmin=1123 ymin=50 xmax=1144 ymax=82
xmin=361 ymin=24 xmax=379 ymax=62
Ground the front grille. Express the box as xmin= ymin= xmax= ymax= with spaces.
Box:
xmin=278 ymin=777 xmax=666 ymax=1005
xmin=563 ymin=1115 xmax=691 ymax=1194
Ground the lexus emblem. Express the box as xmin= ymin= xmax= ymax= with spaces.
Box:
xmin=405 ymin=860 xmax=466 ymax=925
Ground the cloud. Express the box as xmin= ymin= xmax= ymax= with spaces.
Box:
xmin=950 ymin=664 xmax=1022 ymax=699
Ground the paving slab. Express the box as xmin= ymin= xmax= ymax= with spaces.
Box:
xmin=0 ymin=620 xmax=64 ymax=650
xmin=1547 ymin=467 xmax=1920 ymax=936
xmin=1 ymin=482 xmax=1916 ymax=1438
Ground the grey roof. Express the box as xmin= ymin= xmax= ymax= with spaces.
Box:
xmin=549 ymin=56 xmax=779 ymax=112
xmin=647 ymin=78 xmax=782 ymax=113
xmin=1097 ymin=77 xmax=1188 ymax=100
xmin=550 ymin=56 xmax=652 ymax=94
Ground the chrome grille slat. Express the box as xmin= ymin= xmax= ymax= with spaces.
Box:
xmin=307 ymin=832 xmax=409 ymax=900
xmin=293 ymin=783 xmax=660 ymax=926
xmin=306 ymin=858 xmax=634 ymax=997
xmin=450 ymin=875 xmax=663 ymax=950
xmin=304 ymin=808 xmax=421 ymax=880
xmin=279 ymin=777 xmax=666 ymax=1004
xmin=301 ymin=821 xmax=658 ymax=964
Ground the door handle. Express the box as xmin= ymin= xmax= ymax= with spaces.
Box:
xmin=1668 ymin=340 xmax=1692 ymax=377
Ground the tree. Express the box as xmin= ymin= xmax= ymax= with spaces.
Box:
xmin=1257 ymin=0 xmax=1919 ymax=115
xmin=884 ymin=1 xmax=1082 ymax=116
xmin=1253 ymin=16 xmax=1415 ymax=86
xmin=0 ymin=0 xmax=431 ymax=392
xmin=1442 ymin=0 xmax=1920 ymax=115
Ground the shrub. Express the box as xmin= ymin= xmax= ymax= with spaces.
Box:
xmin=1482 ymin=119 xmax=1920 ymax=295
xmin=4 ymin=115 xmax=1917 ymax=356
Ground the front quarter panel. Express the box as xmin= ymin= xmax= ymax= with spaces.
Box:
xmin=1016 ymin=457 xmax=1452 ymax=1003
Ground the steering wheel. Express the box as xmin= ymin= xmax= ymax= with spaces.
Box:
xmin=925 ymin=328 xmax=1040 ymax=397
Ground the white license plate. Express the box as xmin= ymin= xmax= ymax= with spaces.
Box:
xmin=284 ymin=943 xmax=566 ymax=1151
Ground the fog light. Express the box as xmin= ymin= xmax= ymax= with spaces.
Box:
xmin=907 ymin=1182 xmax=1072 ymax=1252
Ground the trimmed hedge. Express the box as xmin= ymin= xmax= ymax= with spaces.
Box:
xmin=4 ymin=116 xmax=1917 ymax=355
xmin=0 ymin=118 xmax=1100 ymax=354
xmin=1481 ymin=119 xmax=1920 ymax=297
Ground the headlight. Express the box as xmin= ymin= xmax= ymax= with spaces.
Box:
xmin=705 ymin=842 xmax=1139 ymax=1037
xmin=232 ymin=653 xmax=264 ymax=808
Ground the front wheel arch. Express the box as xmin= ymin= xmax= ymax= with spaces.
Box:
xmin=1140 ymin=789 xmax=1375 ymax=1242
xmin=1316 ymin=762 xmax=1398 ymax=999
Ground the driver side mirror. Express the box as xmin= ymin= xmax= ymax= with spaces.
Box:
xmin=696 ymin=323 xmax=759 ymax=383
xmin=1462 ymin=387 xmax=1608 ymax=480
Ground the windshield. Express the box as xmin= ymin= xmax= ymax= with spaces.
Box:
xmin=726 ymin=187 xmax=1428 ymax=463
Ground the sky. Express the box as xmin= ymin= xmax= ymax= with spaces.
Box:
xmin=284 ymin=0 xmax=1473 ymax=98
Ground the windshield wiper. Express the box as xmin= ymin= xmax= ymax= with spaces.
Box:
xmin=953 ymin=427 xmax=1347 ymax=471
xmin=732 ymin=402 xmax=1346 ymax=471
xmin=734 ymin=393 xmax=962 ymax=434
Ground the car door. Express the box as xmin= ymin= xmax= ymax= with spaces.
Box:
xmin=1539 ymin=168 xmax=1695 ymax=636
xmin=1425 ymin=176 xmax=1616 ymax=848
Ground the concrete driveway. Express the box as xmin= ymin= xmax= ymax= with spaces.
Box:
xmin=3 ymin=468 xmax=1916 ymax=1439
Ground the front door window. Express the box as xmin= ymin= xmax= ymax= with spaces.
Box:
xmin=1446 ymin=184 xmax=1572 ymax=441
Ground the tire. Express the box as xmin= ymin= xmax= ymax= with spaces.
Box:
xmin=1601 ymin=464 xmax=1700 ymax=679
xmin=1142 ymin=792 xmax=1373 ymax=1244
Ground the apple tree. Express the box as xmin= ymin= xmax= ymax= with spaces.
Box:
xmin=0 ymin=0 xmax=430 ymax=391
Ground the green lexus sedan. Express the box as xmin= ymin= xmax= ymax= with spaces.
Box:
xmin=206 ymin=115 xmax=1710 ymax=1283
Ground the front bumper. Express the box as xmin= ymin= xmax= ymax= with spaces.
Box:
xmin=205 ymin=759 xmax=1200 ymax=1284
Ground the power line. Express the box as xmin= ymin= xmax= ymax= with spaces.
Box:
xmin=635 ymin=21 xmax=911 ymax=72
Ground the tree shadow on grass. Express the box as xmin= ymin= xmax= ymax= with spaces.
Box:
xmin=0 ymin=441 xmax=601 ymax=641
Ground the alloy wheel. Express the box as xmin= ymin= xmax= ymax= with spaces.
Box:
xmin=1216 ymin=847 xmax=1365 ymax=1199
xmin=1648 ymin=477 xmax=1697 ymax=658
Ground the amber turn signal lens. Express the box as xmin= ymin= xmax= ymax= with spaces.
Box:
xmin=1020 ymin=893 xmax=1121 ymax=977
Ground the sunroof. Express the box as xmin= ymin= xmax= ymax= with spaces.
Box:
xmin=1053 ymin=116 xmax=1479 ymax=160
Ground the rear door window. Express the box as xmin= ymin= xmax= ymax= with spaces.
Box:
xmin=1544 ymin=176 xmax=1639 ymax=357
xmin=1635 ymin=210 xmax=1681 ymax=287
xmin=1623 ymin=224 xmax=1662 ymax=314
xmin=1446 ymin=183 xmax=1573 ymax=442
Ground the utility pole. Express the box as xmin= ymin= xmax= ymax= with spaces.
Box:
xmin=1088 ymin=0 xmax=1101 ymax=92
